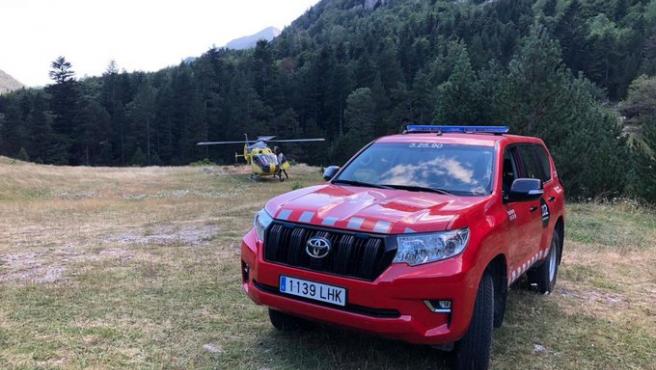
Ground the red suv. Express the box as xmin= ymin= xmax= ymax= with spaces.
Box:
xmin=241 ymin=126 xmax=565 ymax=370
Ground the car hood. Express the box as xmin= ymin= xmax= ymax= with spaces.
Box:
xmin=264 ymin=184 xmax=490 ymax=234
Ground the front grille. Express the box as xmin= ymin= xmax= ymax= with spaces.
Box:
xmin=264 ymin=222 xmax=397 ymax=280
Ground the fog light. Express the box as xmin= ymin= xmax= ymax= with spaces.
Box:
xmin=439 ymin=300 xmax=451 ymax=309
xmin=424 ymin=299 xmax=452 ymax=313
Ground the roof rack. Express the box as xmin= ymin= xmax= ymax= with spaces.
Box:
xmin=403 ymin=125 xmax=510 ymax=135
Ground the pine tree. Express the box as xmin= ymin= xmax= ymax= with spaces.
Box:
xmin=27 ymin=92 xmax=67 ymax=164
xmin=327 ymin=63 xmax=353 ymax=136
xmin=543 ymin=0 xmax=558 ymax=17
xmin=355 ymin=54 xmax=376 ymax=88
xmin=613 ymin=0 xmax=628 ymax=22
xmin=0 ymin=97 xmax=27 ymax=157
xmin=554 ymin=0 xmax=588 ymax=73
xmin=46 ymin=56 xmax=81 ymax=162
xmin=194 ymin=48 xmax=228 ymax=162
xmin=376 ymin=39 xmax=405 ymax=92
xmin=435 ymin=45 xmax=483 ymax=124
xmin=630 ymin=120 xmax=656 ymax=203
xmin=640 ymin=34 xmax=656 ymax=76
xmin=252 ymin=40 xmax=275 ymax=100
xmin=130 ymin=147 xmax=147 ymax=167
xmin=72 ymin=98 xmax=112 ymax=165
xmin=17 ymin=147 xmax=29 ymax=162
xmin=370 ymin=73 xmax=391 ymax=136
xmin=334 ymin=87 xmax=376 ymax=162
xmin=127 ymin=82 xmax=157 ymax=165
xmin=344 ymin=88 xmax=375 ymax=136
xmin=47 ymin=57 xmax=80 ymax=136
xmin=410 ymin=69 xmax=435 ymax=124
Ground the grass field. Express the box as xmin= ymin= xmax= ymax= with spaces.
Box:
xmin=1 ymin=157 xmax=655 ymax=370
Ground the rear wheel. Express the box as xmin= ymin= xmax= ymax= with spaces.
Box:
xmin=528 ymin=231 xmax=561 ymax=294
xmin=453 ymin=272 xmax=494 ymax=370
xmin=268 ymin=309 xmax=309 ymax=331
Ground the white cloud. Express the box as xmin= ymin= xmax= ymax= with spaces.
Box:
xmin=0 ymin=0 xmax=319 ymax=87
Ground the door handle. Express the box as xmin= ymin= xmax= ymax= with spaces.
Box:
xmin=548 ymin=196 xmax=556 ymax=203
xmin=529 ymin=206 xmax=538 ymax=212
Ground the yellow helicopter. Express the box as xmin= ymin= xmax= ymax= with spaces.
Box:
xmin=197 ymin=134 xmax=325 ymax=181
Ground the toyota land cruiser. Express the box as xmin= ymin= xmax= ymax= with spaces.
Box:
xmin=240 ymin=125 xmax=565 ymax=370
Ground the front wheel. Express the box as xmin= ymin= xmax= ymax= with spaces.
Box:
xmin=528 ymin=231 xmax=561 ymax=294
xmin=453 ymin=272 xmax=494 ymax=370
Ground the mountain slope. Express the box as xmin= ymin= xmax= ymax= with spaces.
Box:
xmin=226 ymin=26 xmax=281 ymax=50
xmin=0 ymin=69 xmax=23 ymax=94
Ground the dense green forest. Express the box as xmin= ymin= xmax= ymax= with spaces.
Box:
xmin=1 ymin=0 xmax=656 ymax=201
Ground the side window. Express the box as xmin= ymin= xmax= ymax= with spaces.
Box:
xmin=533 ymin=145 xmax=552 ymax=182
xmin=517 ymin=145 xmax=547 ymax=182
xmin=502 ymin=148 xmax=518 ymax=195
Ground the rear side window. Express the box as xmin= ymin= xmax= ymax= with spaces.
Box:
xmin=533 ymin=145 xmax=552 ymax=182
xmin=517 ymin=145 xmax=551 ymax=182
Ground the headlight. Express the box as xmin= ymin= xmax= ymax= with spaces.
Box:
xmin=254 ymin=209 xmax=273 ymax=240
xmin=393 ymin=228 xmax=470 ymax=266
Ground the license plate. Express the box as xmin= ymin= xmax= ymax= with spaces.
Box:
xmin=279 ymin=276 xmax=346 ymax=307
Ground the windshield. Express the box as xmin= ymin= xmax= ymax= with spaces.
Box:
xmin=334 ymin=142 xmax=495 ymax=196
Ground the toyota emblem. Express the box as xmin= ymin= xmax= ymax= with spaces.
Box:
xmin=306 ymin=237 xmax=331 ymax=259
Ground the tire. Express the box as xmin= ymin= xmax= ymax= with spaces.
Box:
xmin=492 ymin=276 xmax=507 ymax=329
xmin=453 ymin=272 xmax=494 ymax=370
xmin=268 ymin=309 xmax=308 ymax=331
xmin=528 ymin=231 xmax=561 ymax=294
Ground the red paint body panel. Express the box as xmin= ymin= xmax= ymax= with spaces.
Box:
xmin=241 ymin=132 xmax=565 ymax=345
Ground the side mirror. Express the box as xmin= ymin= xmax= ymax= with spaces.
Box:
xmin=507 ymin=178 xmax=543 ymax=202
xmin=323 ymin=165 xmax=340 ymax=181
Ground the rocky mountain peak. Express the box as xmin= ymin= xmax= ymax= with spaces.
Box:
xmin=0 ymin=69 xmax=24 ymax=94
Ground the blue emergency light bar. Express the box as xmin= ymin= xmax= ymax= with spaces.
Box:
xmin=404 ymin=125 xmax=510 ymax=134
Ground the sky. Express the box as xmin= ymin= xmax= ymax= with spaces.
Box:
xmin=0 ymin=0 xmax=320 ymax=87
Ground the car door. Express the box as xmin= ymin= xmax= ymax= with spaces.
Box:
xmin=515 ymin=144 xmax=548 ymax=257
xmin=501 ymin=146 xmax=542 ymax=271
xmin=530 ymin=144 xmax=556 ymax=251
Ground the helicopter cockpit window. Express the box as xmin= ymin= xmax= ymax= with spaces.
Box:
xmin=252 ymin=151 xmax=279 ymax=168
xmin=335 ymin=142 xmax=495 ymax=196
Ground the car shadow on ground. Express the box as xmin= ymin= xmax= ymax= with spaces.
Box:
xmin=240 ymin=285 xmax=564 ymax=370
xmin=250 ymin=322 xmax=452 ymax=370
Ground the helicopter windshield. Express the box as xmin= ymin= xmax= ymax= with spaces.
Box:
xmin=252 ymin=150 xmax=279 ymax=168
xmin=334 ymin=142 xmax=495 ymax=196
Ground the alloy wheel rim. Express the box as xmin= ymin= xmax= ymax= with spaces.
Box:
xmin=548 ymin=240 xmax=557 ymax=282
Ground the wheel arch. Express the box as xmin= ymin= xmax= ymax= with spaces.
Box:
xmin=485 ymin=253 xmax=508 ymax=328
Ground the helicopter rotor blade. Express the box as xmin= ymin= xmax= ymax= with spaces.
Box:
xmin=197 ymin=140 xmax=256 ymax=146
xmin=267 ymin=138 xmax=326 ymax=143
xmin=198 ymin=137 xmax=326 ymax=146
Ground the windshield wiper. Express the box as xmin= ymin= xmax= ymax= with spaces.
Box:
xmin=381 ymin=184 xmax=452 ymax=195
xmin=332 ymin=179 xmax=393 ymax=189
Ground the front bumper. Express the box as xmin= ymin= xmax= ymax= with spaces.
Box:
xmin=241 ymin=228 xmax=479 ymax=345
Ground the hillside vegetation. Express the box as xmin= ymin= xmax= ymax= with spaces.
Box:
xmin=0 ymin=0 xmax=656 ymax=201
xmin=0 ymin=160 xmax=655 ymax=369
